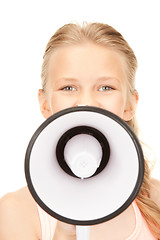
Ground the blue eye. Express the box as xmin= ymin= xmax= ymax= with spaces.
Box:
xmin=99 ymin=86 xmax=113 ymax=92
xmin=62 ymin=86 xmax=76 ymax=91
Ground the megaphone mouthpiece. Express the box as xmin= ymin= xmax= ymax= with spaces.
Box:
xmin=64 ymin=134 xmax=102 ymax=179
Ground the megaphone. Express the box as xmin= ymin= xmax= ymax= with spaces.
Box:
xmin=25 ymin=106 xmax=144 ymax=240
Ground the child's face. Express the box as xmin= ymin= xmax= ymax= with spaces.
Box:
xmin=39 ymin=42 xmax=137 ymax=121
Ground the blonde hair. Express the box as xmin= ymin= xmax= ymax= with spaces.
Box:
xmin=41 ymin=22 xmax=160 ymax=238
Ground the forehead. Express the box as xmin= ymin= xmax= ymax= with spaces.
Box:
xmin=48 ymin=42 xmax=128 ymax=84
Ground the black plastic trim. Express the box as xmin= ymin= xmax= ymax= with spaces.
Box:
xmin=56 ymin=125 xmax=110 ymax=178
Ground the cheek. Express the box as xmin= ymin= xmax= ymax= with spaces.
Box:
xmin=101 ymin=96 xmax=126 ymax=119
xmin=49 ymin=94 xmax=75 ymax=114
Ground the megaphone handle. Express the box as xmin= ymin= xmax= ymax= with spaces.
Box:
xmin=76 ymin=226 xmax=90 ymax=240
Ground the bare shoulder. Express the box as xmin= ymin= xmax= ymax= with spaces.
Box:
xmin=0 ymin=187 xmax=41 ymax=239
xmin=150 ymin=178 xmax=160 ymax=207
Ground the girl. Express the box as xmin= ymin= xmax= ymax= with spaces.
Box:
xmin=0 ymin=22 xmax=160 ymax=240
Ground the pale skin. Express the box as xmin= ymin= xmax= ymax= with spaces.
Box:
xmin=0 ymin=42 xmax=160 ymax=240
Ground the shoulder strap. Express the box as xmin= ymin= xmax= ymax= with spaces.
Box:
xmin=37 ymin=204 xmax=57 ymax=240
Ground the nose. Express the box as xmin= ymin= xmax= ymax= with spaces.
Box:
xmin=76 ymin=92 xmax=100 ymax=108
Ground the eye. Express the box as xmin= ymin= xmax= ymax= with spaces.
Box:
xmin=98 ymin=86 xmax=114 ymax=92
xmin=61 ymin=86 xmax=76 ymax=91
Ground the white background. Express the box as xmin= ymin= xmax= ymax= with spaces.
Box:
xmin=0 ymin=0 xmax=160 ymax=197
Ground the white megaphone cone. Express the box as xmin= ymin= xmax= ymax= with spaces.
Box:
xmin=25 ymin=106 xmax=144 ymax=240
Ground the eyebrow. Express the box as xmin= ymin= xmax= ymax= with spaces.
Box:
xmin=52 ymin=77 xmax=79 ymax=89
xmin=97 ymin=76 xmax=121 ymax=83
xmin=56 ymin=76 xmax=120 ymax=82
xmin=53 ymin=76 xmax=121 ymax=89
xmin=57 ymin=77 xmax=79 ymax=82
